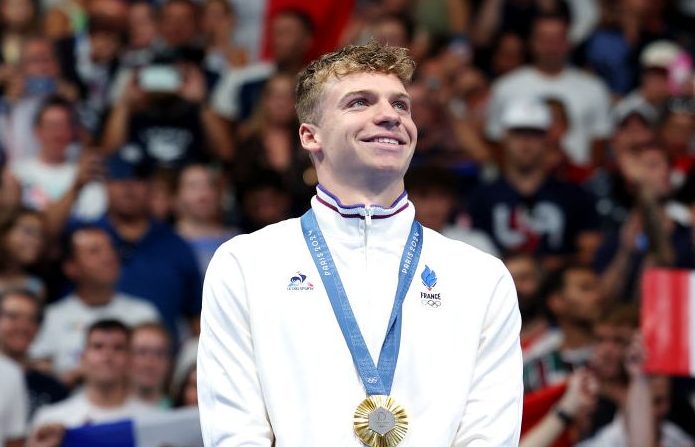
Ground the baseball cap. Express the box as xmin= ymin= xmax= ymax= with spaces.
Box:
xmin=613 ymin=99 xmax=657 ymax=127
xmin=500 ymin=98 xmax=551 ymax=132
xmin=105 ymin=146 xmax=152 ymax=180
xmin=640 ymin=40 xmax=681 ymax=69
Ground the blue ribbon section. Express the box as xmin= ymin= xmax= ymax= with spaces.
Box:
xmin=301 ymin=209 xmax=423 ymax=396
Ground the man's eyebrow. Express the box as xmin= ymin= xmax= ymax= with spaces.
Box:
xmin=339 ymin=90 xmax=411 ymax=104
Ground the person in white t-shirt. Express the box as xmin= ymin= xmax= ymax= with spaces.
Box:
xmin=10 ymin=96 xmax=106 ymax=221
xmin=31 ymin=319 xmax=156 ymax=433
xmin=30 ymin=226 xmax=159 ymax=385
xmin=486 ymin=12 xmax=612 ymax=168
xmin=0 ymin=353 xmax=29 ymax=447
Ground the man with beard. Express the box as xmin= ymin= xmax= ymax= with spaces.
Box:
xmin=523 ymin=264 xmax=604 ymax=393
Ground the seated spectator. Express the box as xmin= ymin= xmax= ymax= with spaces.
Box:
xmin=30 ymin=226 xmax=159 ymax=385
xmin=234 ymin=72 xmax=315 ymax=207
xmin=172 ymin=364 xmax=197 ymax=408
xmin=0 ymin=289 xmax=69 ymax=418
xmin=67 ymin=153 xmax=203 ymax=344
xmin=523 ymin=264 xmax=603 ymax=394
xmin=594 ymin=141 xmax=693 ymax=302
xmin=469 ymin=98 xmax=601 ymax=269
xmin=503 ymin=252 xmax=548 ymax=351
xmin=585 ymin=100 xmax=658 ymax=233
xmin=0 ymin=346 xmax=29 ymax=447
xmin=200 ymin=0 xmax=247 ymax=74
xmin=236 ymin=169 xmax=294 ymax=233
xmin=578 ymin=341 xmax=695 ymax=447
xmin=11 ymin=96 xmax=106 ymax=222
xmin=0 ymin=207 xmax=46 ymax=298
xmin=101 ymin=56 xmax=234 ymax=167
xmin=210 ymin=8 xmax=314 ymax=123
xmin=174 ymin=163 xmax=238 ymax=274
xmin=406 ymin=165 xmax=499 ymax=256
xmin=613 ymin=41 xmax=684 ymax=126
xmin=0 ymin=36 xmax=79 ymax=163
xmin=31 ymin=319 xmax=156 ymax=429
xmin=0 ymin=0 xmax=38 ymax=66
xmin=130 ymin=322 xmax=172 ymax=409
xmin=486 ymin=12 xmax=612 ymax=168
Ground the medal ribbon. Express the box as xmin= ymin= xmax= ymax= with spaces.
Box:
xmin=301 ymin=209 xmax=423 ymax=396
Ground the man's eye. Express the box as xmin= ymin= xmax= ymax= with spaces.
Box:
xmin=349 ymin=99 xmax=368 ymax=108
xmin=393 ymin=101 xmax=409 ymax=111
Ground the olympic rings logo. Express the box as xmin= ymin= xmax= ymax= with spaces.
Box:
xmin=421 ymin=299 xmax=441 ymax=308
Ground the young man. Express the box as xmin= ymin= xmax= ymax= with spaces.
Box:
xmin=29 ymin=226 xmax=160 ymax=385
xmin=198 ymin=42 xmax=523 ymax=446
xmin=31 ymin=319 xmax=154 ymax=429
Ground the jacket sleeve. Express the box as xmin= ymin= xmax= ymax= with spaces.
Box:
xmin=453 ymin=263 xmax=523 ymax=446
xmin=197 ymin=244 xmax=274 ymax=446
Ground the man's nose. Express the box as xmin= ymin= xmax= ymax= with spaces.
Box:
xmin=373 ymin=99 xmax=401 ymax=127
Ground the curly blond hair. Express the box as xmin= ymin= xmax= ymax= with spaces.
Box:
xmin=295 ymin=41 xmax=416 ymax=124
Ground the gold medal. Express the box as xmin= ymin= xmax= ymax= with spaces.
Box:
xmin=353 ymin=395 xmax=408 ymax=447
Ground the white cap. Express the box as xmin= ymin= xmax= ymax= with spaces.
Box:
xmin=640 ymin=40 xmax=681 ymax=69
xmin=500 ymin=98 xmax=551 ymax=131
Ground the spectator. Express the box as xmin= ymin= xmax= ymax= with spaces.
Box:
xmin=130 ymin=322 xmax=172 ymax=408
xmin=0 ymin=289 xmax=69 ymax=418
xmin=102 ymin=57 xmax=234 ymax=166
xmin=594 ymin=141 xmax=692 ymax=302
xmin=200 ymin=0 xmax=247 ymax=74
xmin=11 ymin=96 xmax=106 ymax=222
xmin=174 ymin=163 xmax=238 ymax=275
xmin=613 ymin=40 xmax=685 ymax=123
xmin=210 ymin=8 xmax=314 ymax=123
xmin=0 ymin=0 xmax=38 ymax=66
xmin=469 ymin=98 xmax=601 ymax=268
xmin=0 ymin=207 xmax=46 ymax=298
xmin=523 ymin=264 xmax=604 ymax=393
xmin=503 ymin=252 xmax=548 ymax=351
xmin=486 ymin=12 xmax=613 ymax=168
xmin=29 ymin=226 xmax=159 ymax=385
xmin=578 ymin=336 xmax=695 ymax=447
xmin=54 ymin=0 xmax=128 ymax=133
xmin=172 ymin=364 xmax=197 ymax=408
xmin=235 ymin=72 xmax=315 ymax=207
xmin=0 ymin=36 xmax=79 ymax=163
xmin=236 ymin=169 xmax=294 ymax=233
xmin=31 ymin=319 xmax=155 ymax=429
xmin=68 ymin=153 xmax=203 ymax=344
xmin=0 ymin=339 xmax=29 ymax=447
xmin=406 ymin=164 xmax=499 ymax=256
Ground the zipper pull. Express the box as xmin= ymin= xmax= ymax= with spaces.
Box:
xmin=365 ymin=205 xmax=373 ymax=226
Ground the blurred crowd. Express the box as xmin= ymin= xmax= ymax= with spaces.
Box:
xmin=0 ymin=0 xmax=695 ymax=446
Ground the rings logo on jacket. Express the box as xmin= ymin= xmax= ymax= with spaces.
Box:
xmin=420 ymin=265 xmax=441 ymax=307
xmin=287 ymin=272 xmax=314 ymax=291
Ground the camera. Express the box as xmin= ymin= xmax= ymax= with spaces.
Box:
xmin=138 ymin=65 xmax=182 ymax=93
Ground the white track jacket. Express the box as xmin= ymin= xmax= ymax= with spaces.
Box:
xmin=198 ymin=187 xmax=523 ymax=446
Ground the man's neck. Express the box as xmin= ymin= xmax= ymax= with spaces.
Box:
xmin=109 ymin=213 xmax=150 ymax=242
xmin=0 ymin=348 xmax=26 ymax=368
xmin=134 ymin=385 xmax=164 ymax=405
xmin=86 ymin=381 xmax=130 ymax=408
xmin=505 ymin=166 xmax=547 ymax=196
xmin=177 ymin=217 xmax=222 ymax=238
xmin=534 ymin=64 xmax=565 ymax=77
xmin=76 ymin=285 xmax=114 ymax=307
xmin=558 ymin=321 xmax=594 ymax=350
xmin=318 ymin=178 xmax=405 ymax=208
xmin=38 ymin=151 xmax=67 ymax=166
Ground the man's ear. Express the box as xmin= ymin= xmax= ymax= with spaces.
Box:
xmin=299 ymin=122 xmax=322 ymax=154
